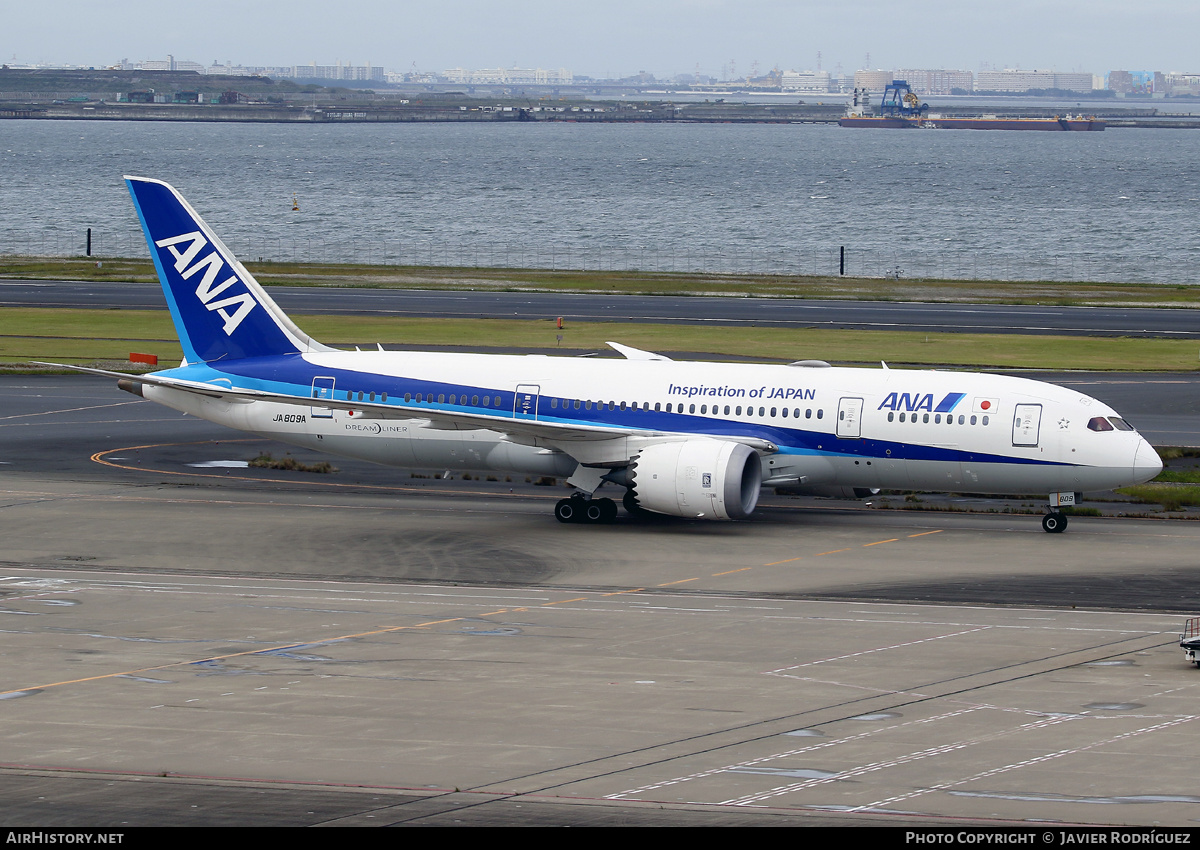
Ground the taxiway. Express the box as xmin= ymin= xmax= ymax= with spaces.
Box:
xmin=1 ymin=377 xmax=1200 ymax=826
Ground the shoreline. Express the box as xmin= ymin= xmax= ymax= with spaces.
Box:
xmin=4 ymin=101 xmax=1198 ymax=128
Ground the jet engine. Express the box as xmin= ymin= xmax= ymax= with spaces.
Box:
xmin=626 ymin=439 xmax=762 ymax=520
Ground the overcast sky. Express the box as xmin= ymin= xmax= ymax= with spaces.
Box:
xmin=7 ymin=1 xmax=1197 ymax=79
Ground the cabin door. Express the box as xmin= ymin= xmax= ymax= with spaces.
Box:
xmin=836 ymin=397 xmax=864 ymax=438
xmin=513 ymin=384 xmax=541 ymax=420
xmin=1012 ymin=403 xmax=1042 ymax=447
xmin=310 ymin=376 xmax=336 ymax=418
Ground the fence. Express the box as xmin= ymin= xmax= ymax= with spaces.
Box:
xmin=0 ymin=229 xmax=1188 ymax=285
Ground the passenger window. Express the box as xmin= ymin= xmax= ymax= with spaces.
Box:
xmin=689 ymin=404 xmax=696 ymax=413
xmin=934 ymin=414 xmax=941 ymax=423
xmin=473 ymin=395 xmax=479 ymax=406
xmin=922 ymin=413 xmax=929 ymax=423
xmin=438 ymin=394 xmax=445 ymax=403
xmin=482 ymin=395 xmax=490 ymax=406
xmin=782 ymin=408 xmax=788 ymax=418
xmin=982 ymin=415 xmax=989 ymax=425
xmin=970 ymin=415 xmax=977 ymax=425
xmin=655 ymin=402 xmax=661 ymax=411
xmin=805 ymin=409 xmax=812 ymax=419
xmin=771 ymin=407 xmax=777 ymax=417
xmin=888 ymin=412 xmax=894 ymax=422
xmin=700 ymin=404 xmax=707 ymax=414
xmin=405 ymin=393 xmax=412 ymax=402
xmin=817 ymin=409 xmax=823 ymax=419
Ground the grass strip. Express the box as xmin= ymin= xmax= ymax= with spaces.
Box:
xmin=2 ymin=308 xmax=1198 ymax=372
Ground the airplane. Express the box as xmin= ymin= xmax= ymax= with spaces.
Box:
xmin=51 ymin=177 xmax=1163 ymax=532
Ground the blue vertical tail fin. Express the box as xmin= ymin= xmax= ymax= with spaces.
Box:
xmin=125 ymin=176 xmax=332 ymax=364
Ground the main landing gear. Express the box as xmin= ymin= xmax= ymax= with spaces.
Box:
xmin=554 ymin=494 xmax=617 ymax=524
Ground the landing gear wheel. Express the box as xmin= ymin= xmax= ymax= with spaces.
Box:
xmin=597 ymin=497 xmax=617 ymax=524
xmin=555 ymin=498 xmax=580 ymax=524
xmin=1042 ymin=512 xmax=1068 ymax=534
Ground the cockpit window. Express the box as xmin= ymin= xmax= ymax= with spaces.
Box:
xmin=1087 ymin=416 xmax=1114 ymax=432
xmin=1108 ymin=417 xmax=1135 ymax=432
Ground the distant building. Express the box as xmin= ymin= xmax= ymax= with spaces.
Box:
xmin=207 ymin=62 xmax=291 ymax=78
xmin=1107 ymin=70 xmax=1133 ymax=93
xmin=440 ymin=67 xmax=573 ymax=85
xmin=290 ymin=62 xmax=384 ymax=82
xmin=781 ymin=70 xmax=833 ymax=93
xmin=1162 ymin=72 xmax=1200 ymax=96
xmin=976 ymin=69 xmax=1093 ymax=93
xmin=893 ymin=69 xmax=974 ymax=95
xmin=852 ymin=70 xmax=895 ymax=94
xmin=1051 ymin=72 xmax=1093 ymax=93
xmin=1106 ymin=70 xmax=1155 ymax=94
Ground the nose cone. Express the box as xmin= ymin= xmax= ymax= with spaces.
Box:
xmin=1133 ymin=439 xmax=1163 ymax=484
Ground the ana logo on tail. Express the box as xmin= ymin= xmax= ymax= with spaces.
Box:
xmin=154 ymin=231 xmax=258 ymax=336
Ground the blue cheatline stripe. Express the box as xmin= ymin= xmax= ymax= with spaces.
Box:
xmin=153 ymin=357 xmax=1070 ymax=470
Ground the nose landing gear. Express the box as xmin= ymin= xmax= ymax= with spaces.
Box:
xmin=1043 ymin=491 xmax=1076 ymax=533
xmin=1042 ymin=511 xmax=1068 ymax=534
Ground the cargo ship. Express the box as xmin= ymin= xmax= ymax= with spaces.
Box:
xmin=839 ymin=80 xmax=1105 ymax=131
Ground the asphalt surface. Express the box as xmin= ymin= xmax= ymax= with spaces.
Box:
xmin=5 ymin=270 xmax=1200 ymax=828
xmin=5 ymin=278 xmax=1200 ymax=338
xmin=4 ymin=375 xmax=1200 ymax=828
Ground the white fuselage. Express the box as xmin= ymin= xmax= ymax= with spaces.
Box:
xmin=142 ymin=350 xmax=1161 ymax=498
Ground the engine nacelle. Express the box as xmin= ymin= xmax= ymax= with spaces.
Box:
xmin=627 ymin=439 xmax=763 ymax=520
